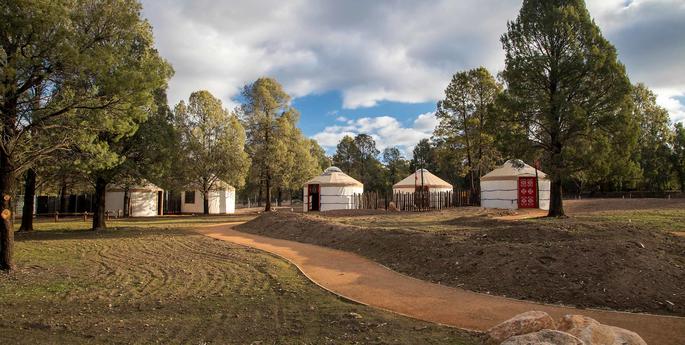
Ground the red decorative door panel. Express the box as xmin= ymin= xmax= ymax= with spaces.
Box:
xmin=517 ymin=177 xmax=537 ymax=208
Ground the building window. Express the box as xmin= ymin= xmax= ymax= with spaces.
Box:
xmin=184 ymin=191 xmax=195 ymax=204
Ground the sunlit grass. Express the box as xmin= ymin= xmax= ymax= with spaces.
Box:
xmin=13 ymin=214 xmax=257 ymax=232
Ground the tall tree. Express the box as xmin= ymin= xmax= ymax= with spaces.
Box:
xmin=0 ymin=0 xmax=169 ymax=269
xmin=175 ymin=90 xmax=249 ymax=214
xmin=240 ymin=77 xmax=293 ymax=211
xmin=87 ymin=87 xmax=177 ymax=229
xmin=435 ymin=67 xmax=502 ymax=201
xmin=673 ymin=123 xmax=685 ymax=192
xmin=501 ymin=0 xmax=632 ymax=216
xmin=411 ymin=139 xmax=438 ymax=172
xmin=309 ymin=139 xmax=332 ymax=171
xmin=332 ymin=134 xmax=384 ymax=191
xmin=631 ymin=83 xmax=674 ymax=191
xmin=332 ymin=136 xmax=359 ymax=174
xmin=272 ymin=111 xmax=319 ymax=205
xmin=382 ymin=147 xmax=410 ymax=191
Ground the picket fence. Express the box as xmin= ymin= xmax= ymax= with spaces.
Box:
xmin=352 ymin=189 xmax=475 ymax=212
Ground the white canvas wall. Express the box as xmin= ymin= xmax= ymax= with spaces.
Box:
xmin=105 ymin=191 xmax=159 ymax=217
xmin=181 ymin=189 xmax=235 ymax=214
xmin=303 ymin=185 xmax=363 ymax=212
xmin=480 ymin=178 xmax=550 ymax=210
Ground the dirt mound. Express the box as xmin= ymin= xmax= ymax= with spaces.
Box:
xmin=238 ymin=212 xmax=685 ymax=316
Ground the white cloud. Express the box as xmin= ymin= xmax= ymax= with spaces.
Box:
xmin=142 ymin=0 xmax=685 ymax=121
xmin=655 ymin=89 xmax=685 ymax=124
xmin=313 ymin=112 xmax=438 ymax=156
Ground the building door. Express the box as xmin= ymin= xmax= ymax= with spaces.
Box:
xmin=308 ymin=184 xmax=320 ymax=211
xmin=517 ymin=177 xmax=537 ymax=208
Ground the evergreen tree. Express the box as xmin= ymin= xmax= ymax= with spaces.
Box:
xmin=435 ymin=67 xmax=502 ymax=201
xmin=501 ymin=0 xmax=633 ymax=216
xmin=0 ymin=0 xmax=170 ymax=268
xmin=174 ymin=91 xmax=250 ymax=215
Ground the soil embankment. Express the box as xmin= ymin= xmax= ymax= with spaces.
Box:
xmin=237 ymin=210 xmax=685 ymax=316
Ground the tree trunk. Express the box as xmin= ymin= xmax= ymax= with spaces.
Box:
xmin=18 ymin=168 xmax=36 ymax=232
xmin=547 ymin=133 xmax=565 ymax=217
xmin=277 ymin=187 xmax=282 ymax=206
xmin=123 ymin=188 xmax=130 ymax=217
xmin=257 ymin=184 xmax=262 ymax=207
xmin=203 ymin=192 xmax=209 ymax=215
xmin=59 ymin=183 xmax=69 ymax=213
xmin=265 ymin=173 xmax=272 ymax=211
xmin=92 ymin=177 xmax=108 ymax=230
xmin=0 ymin=151 xmax=16 ymax=270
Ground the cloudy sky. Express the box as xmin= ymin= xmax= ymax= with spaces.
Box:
xmin=141 ymin=0 xmax=685 ymax=155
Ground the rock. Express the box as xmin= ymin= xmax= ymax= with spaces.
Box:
xmin=486 ymin=311 xmax=556 ymax=345
xmin=557 ymin=314 xmax=647 ymax=345
xmin=500 ymin=329 xmax=585 ymax=345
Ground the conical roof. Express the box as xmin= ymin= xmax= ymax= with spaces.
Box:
xmin=393 ymin=169 xmax=452 ymax=189
xmin=107 ymin=180 xmax=163 ymax=192
xmin=304 ymin=167 xmax=363 ymax=187
xmin=480 ymin=159 xmax=548 ymax=181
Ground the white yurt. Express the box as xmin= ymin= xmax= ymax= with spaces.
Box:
xmin=480 ymin=159 xmax=550 ymax=210
xmin=392 ymin=169 xmax=453 ymax=193
xmin=303 ymin=167 xmax=363 ymax=212
xmin=181 ymin=180 xmax=236 ymax=214
xmin=105 ymin=181 xmax=163 ymax=217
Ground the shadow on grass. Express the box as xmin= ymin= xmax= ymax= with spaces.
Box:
xmin=14 ymin=227 xmax=193 ymax=242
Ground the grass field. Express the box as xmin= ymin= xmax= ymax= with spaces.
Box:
xmin=1 ymin=217 xmax=479 ymax=345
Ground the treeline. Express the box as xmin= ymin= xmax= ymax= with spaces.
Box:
xmin=328 ymin=0 xmax=685 ymax=218
xmin=0 ymin=1 xmax=329 ymax=270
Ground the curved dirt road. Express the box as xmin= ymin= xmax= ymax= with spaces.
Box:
xmin=197 ymin=223 xmax=685 ymax=345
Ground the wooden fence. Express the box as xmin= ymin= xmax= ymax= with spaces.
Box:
xmin=352 ymin=188 xmax=475 ymax=212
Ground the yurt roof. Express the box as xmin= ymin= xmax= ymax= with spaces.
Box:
xmin=393 ymin=169 xmax=453 ymax=189
xmin=185 ymin=179 xmax=235 ymax=191
xmin=480 ymin=159 xmax=548 ymax=181
xmin=304 ymin=167 xmax=363 ymax=187
xmin=108 ymin=180 xmax=163 ymax=192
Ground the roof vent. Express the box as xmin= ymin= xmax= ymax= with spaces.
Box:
xmin=323 ymin=166 xmax=343 ymax=174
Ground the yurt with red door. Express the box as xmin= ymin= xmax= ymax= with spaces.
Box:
xmin=303 ymin=167 xmax=363 ymax=212
xmin=480 ymin=159 xmax=550 ymax=210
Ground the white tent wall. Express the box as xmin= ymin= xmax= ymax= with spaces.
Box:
xmin=303 ymin=185 xmax=363 ymax=212
xmin=181 ymin=189 xmax=235 ymax=214
xmin=480 ymin=178 xmax=551 ymax=210
xmin=480 ymin=180 xmax=517 ymax=209
xmin=538 ymin=179 xmax=551 ymax=210
xmin=105 ymin=191 xmax=159 ymax=217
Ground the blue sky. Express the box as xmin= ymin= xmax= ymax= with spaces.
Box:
xmin=141 ymin=0 xmax=685 ymax=156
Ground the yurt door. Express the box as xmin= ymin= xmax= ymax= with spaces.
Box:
xmin=308 ymin=184 xmax=320 ymax=211
xmin=517 ymin=177 xmax=537 ymax=208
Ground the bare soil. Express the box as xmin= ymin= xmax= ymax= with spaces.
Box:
xmin=0 ymin=225 xmax=478 ymax=344
xmin=237 ymin=199 xmax=685 ymax=316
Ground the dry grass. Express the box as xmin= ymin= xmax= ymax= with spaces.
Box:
xmin=1 ymin=217 xmax=479 ymax=345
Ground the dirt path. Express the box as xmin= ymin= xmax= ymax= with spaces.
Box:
xmin=197 ymin=223 xmax=685 ymax=345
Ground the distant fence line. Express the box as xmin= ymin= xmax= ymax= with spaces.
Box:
xmin=567 ymin=191 xmax=685 ymax=199
xmin=352 ymin=188 xmax=475 ymax=212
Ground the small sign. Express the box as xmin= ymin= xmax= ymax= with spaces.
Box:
xmin=1 ymin=209 xmax=11 ymax=220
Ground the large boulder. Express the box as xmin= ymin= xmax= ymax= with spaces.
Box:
xmin=486 ymin=311 xmax=556 ymax=345
xmin=557 ymin=315 xmax=647 ymax=345
xmin=500 ymin=329 xmax=585 ymax=345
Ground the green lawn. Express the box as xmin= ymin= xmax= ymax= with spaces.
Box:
xmin=1 ymin=217 xmax=479 ymax=345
